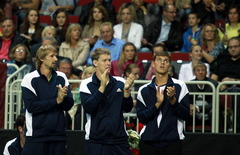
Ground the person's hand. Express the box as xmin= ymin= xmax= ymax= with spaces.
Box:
xmin=155 ymin=85 xmax=164 ymax=109
xmin=188 ymin=36 xmax=198 ymax=45
xmin=20 ymin=34 xmax=32 ymax=41
xmin=166 ymin=86 xmax=176 ymax=105
xmin=98 ymin=68 xmax=109 ymax=93
xmin=48 ymin=6 xmax=59 ymax=12
xmin=210 ymin=1 xmax=216 ymax=12
xmin=124 ymin=74 xmax=135 ymax=90
xmin=141 ymin=38 xmax=148 ymax=45
xmin=56 ymin=84 xmax=68 ymax=104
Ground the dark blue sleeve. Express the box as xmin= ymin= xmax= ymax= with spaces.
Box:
xmin=122 ymin=96 xmax=133 ymax=112
xmin=80 ymin=90 xmax=104 ymax=114
xmin=22 ymin=87 xmax=58 ymax=114
xmin=58 ymin=85 xmax=74 ymax=111
xmin=171 ymin=93 xmax=190 ymax=121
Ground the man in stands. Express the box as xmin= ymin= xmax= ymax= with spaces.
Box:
xmin=86 ymin=22 xmax=125 ymax=66
xmin=141 ymin=4 xmax=183 ymax=52
xmin=0 ymin=18 xmax=28 ymax=62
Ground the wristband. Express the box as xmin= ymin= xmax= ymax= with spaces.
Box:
xmin=124 ymin=89 xmax=130 ymax=92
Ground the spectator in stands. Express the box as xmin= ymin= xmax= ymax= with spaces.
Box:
xmin=201 ymin=23 xmax=225 ymax=71
xmin=82 ymin=5 xmax=109 ymax=49
xmin=211 ymin=37 xmax=240 ymax=132
xmin=168 ymin=64 xmax=178 ymax=79
xmin=110 ymin=42 xmax=144 ymax=77
xmin=78 ymin=0 xmax=116 ymax=28
xmin=114 ymin=3 xmax=143 ymax=50
xmin=57 ymin=58 xmax=80 ymax=129
xmin=186 ymin=62 xmax=218 ymax=129
xmin=0 ymin=18 xmax=28 ymax=62
xmin=59 ymin=23 xmax=90 ymax=71
xmin=159 ymin=0 xmax=192 ymax=22
xmin=39 ymin=0 xmax=74 ymax=18
xmin=181 ymin=12 xmax=202 ymax=53
xmin=192 ymin=0 xmax=216 ymax=25
xmin=0 ymin=0 xmax=12 ymax=18
xmin=222 ymin=6 xmax=240 ymax=45
xmin=30 ymin=26 xmax=57 ymax=62
xmin=3 ymin=114 xmax=25 ymax=155
xmin=20 ymin=9 xmax=43 ymax=47
xmin=211 ymin=37 xmax=240 ymax=92
xmin=80 ymin=48 xmax=135 ymax=155
xmin=179 ymin=45 xmax=210 ymax=81
xmin=21 ymin=45 xmax=73 ymax=155
xmin=10 ymin=0 xmax=40 ymax=31
xmin=7 ymin=44 xmax=31 ymax=74
xmin=141 ymin=4 xmax=183 ymax=52
xmin=136 ymin=50 xmax=189 ymax=154
xmin=52 ymin=9 xmax=70 ymax=46
xmin=144 ymin=43 xmax=165 ymax=80
xmin=86 ymin=22 xmax=125 ymax=65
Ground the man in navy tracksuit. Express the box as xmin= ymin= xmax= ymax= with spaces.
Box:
xmin=3 ymin=114 xmax=25 ymax=155
xmin=21 ymin=45 xmax=74 ymax=155
xmin=137 ymin=51 xmax=190 ymax=155
xmin=80 ymin=48 xmax=135 ymax=155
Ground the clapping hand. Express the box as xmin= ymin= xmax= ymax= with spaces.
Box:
xmin=56 ymin=84 xmax=68 ymax=104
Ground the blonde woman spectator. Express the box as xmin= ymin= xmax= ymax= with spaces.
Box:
xmin=59 ymin=24 xmax=90 ymax=71
xmin=179 ymin=45 xmax=210 ymax=81
xmin=114 ymin=3 xmax=143 ymax=49
xmin=201 ymin=23 xmax=225 ymax=71
xmin=81 ymin=66 xmax=96 ymax=79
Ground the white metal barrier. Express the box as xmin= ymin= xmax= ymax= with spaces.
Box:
xmin=4 ymin=77 xmax=240 ymax=134
xmin=185 ymin=81 xmax=216 ymax=133
xmin=216 ymin=81 xmax=240 ymax=133
xmin=4 ymin=65 xmax=30 ymax=129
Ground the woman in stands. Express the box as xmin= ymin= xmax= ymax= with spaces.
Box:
xmin=20 ymin=9 xmax=43 ymax=47
xmin=201 ymin=23 xmax=225 ymax=71
xmin=59 ymin=23 xmax=90 ymax=71
xmin=81 ymin=5 xmax=109 ymax=49
xmin=222 ymin=6 xmax=240 ymax=45
xmin=179 ymin=44 xmax=210 ymax=81
xmin=52 ymin=9 xmax=70 ymax=46
xmin=7 ymin=44 xmax=31 ymax=75
xmin=113 ymin=3 xmax=143 ymax=50
xmin=110 ymin=42 xmax=144 ymax=77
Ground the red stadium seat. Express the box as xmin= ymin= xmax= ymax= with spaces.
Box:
xmin=78 ymin=0 xmax=92 ymax=6
xmin=138 ymin=52 xmax=153 ymax=61
xmin=112 ymin=0 xmax=132 ymax=13
xmin=39 ymin=15 xmax=51 ymax=25
xmin=68 ymin=15 xmax=79 ymax=24
xmin=171 ymin=53 xmax=190 ymax=61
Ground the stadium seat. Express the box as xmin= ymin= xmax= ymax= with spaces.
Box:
xmin=138 ymin=52 xmax=153 ymax=61
xmin=68 ymin=15 xmax=79 ymax=24
xmin=39 ymin=15 xmax=51 ymax=25
xmin=78 ymin=0 xmax=92 ymax=6
xmin=112 ymin=0 xmax=132 ymax=13
xmin=171 ymin=53 xmax=190 ymax=61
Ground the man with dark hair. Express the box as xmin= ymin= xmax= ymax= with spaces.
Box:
xmin=141 ymin=4 xmax=183 ymax=52
xmin=80 ymin=48 xmax=135 ymax=155
xmin=3 ymin=114 xmax=25 ymax=155
xmin=21 ymin=45 xmax=73 ymax=155
xmin=137 ymin=51 xmax=190 ymax=154
xmin=0 ymin=18 xmax=28 ymax=62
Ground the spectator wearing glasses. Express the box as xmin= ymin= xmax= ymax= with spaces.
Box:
xmin=141 ymin=4 xmax=183 ymax=52
xmin=201 ymin=23 xmax=225 ymax=71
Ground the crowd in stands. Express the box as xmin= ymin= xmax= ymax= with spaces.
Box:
xmin=1 ymin=0 xmax=240 ymax=132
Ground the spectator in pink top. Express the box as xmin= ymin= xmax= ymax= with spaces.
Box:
xmin=110 ymin=42 xmax=144 ymax=77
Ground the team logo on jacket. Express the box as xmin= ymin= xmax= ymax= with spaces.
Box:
xmin=116 ymin=88 xmax=122 ymax=92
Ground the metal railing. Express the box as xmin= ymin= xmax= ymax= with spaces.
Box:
xmin=4 ymin=65 xmax=30 ymax=129
xmin=4 ymin=77 xmax=240 ymax=134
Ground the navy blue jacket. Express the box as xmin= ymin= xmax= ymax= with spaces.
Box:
xmin=21 ymin=69 xmax=74 ymax=142
xmin=3 ymin=136 xmax=22 ymax=155
xmin=80 ymin=73 xmax=133 ymax=144
xmin=137 ymin=76 xmax=190 ymax=147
